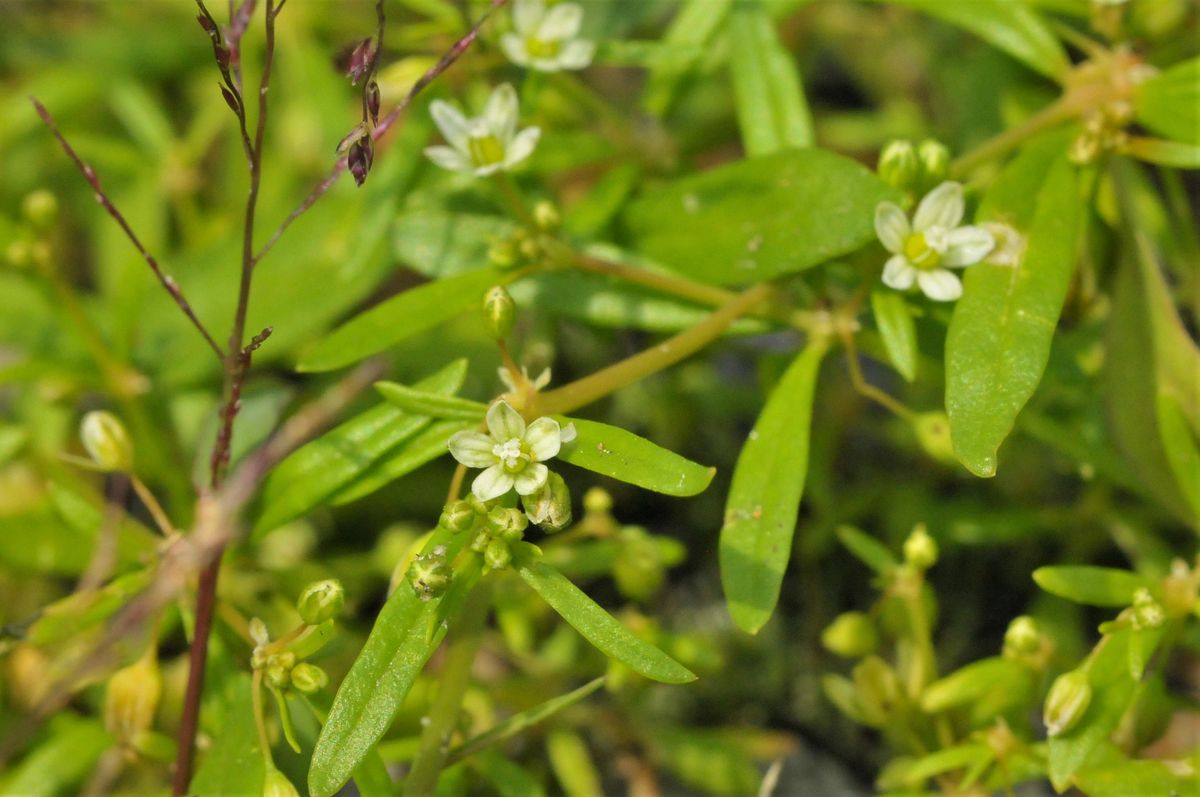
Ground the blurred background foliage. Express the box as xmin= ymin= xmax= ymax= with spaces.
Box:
xmin=0 ymin=0 xmax=1196 ymax=795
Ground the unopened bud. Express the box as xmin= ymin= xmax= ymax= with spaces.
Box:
xmin=821 ymin=611 xmax=878 ymax=659
xmin=345 ymin=37 xmax=375 ymax=84
xmin=522 ymin=471 xmax=572 ymax=532
xmin=105 ymin=650 xmax=161 ymax=746
xmin=583 ymin=487 xmax=612 ymax=515
xmin=487 ymin=506 xmax=528 ymax=541
xmin=532 ymin=200 xmax=560 ymax=230
xmin=488 ymin=237 xmax=518 ymax=268
xmin=1003 ymin=616 xmax=1041 ymax=660
xmin=440 ymin=499 xmax=478 ymax=533
xmin=21 ymin=190 xmax=59 ymax=230
xmin=80 ymin=410 xmax=134 ymax=472
xmin=1162 ymin=558 xmax=1198 ymax=618
xmin=1069 ymin=131 xmax=1101 ymax=165
xmin=262 ymin=766 xmax=301 ymax=797
xmin=877 ymin=140 xmax=918 ymax=192
xmin=366 ymin=80 xmax=381 ymax=125
xmin=263 ymin=651 xmax=295 ymax=689
xmin=1044 ymin=669 xmax=1092 ymax=737
xmin=297 ymin=579 xmax=345 ymax=625
xmin=409 ymin=547 xmax=452 ymax=600
xmin=482 ymin=285 xmax=516 ymax=340
xmin=916 ymin=139 xmax=951 ymax=189
xmin=913 ymin=411 xmax=956 ymax=465
xmin=1131 ymin=588 xmax=1164 ymax=630
xmin=290 ymin=663 xmax=328 ymax=694
xmin=484 ymin=538 xmax=512 ymax=571
xmin=348 ymin=136 xmax=374 ymax=187
xmin=903 ymin=524 xmax=938 ymax=570
xmin=249 ymin=617 xmax=270 ymax=648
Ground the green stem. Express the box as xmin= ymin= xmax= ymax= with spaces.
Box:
xmin=402 ymin=582 xmax=492 ymax=797
xmin=493 ymin=173 xmax=536 ymax=228
xmin=535 ymin=283 xmax=771 ymax=416
xmin=950 ymin=94 xmax=1088 ymax=177
xmin=251 ymin=669 xmax=274 ymax=768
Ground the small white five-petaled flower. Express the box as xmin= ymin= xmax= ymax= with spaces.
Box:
xmin=425 ymin=84 xmax=541 ymax=177
xmin=874 ymin=181 xmax=996 ymax=302
xmin=448 ymin=400 xmax=576 ymax=501
xmin=502 ymin=0 xmax=595 ymax=72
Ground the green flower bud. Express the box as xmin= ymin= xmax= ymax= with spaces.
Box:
xmin=469 ymin=529 xmax=492 ymax=553
xmin=522 ymin=471 xmax=572 ymax=532
xmin=484 ymin=538 xmax=512 ymax=571
xmin=852 ymin=656 xmax=901 ymax=727
xmin=440 ymin=499 xmax=478 ymax=533
xmin=263 ymin=651 xmax=296 ymax=689
xmin=916 ymin=139 xmax=951 ymax=189
xmin=290 ymin=663 xmax=328 ymax=694
xmin=1161 ymin=558 xmax=1198 ymax=618
xmin=1069 ymin=130 xmax=1101 ymax=165
xmin=1044 ymin=669 xmax=1092 ymax=737
xmin=488 ymin=237 xmax=518 ymax=268
xmin=614 ymin=526 xmax=664 ymax=601
xmin=21 ymin=190 xmax=59 ymax=230
xmin=1002 ymin=615 xmax=1041 ymax=660
xmin=487 ymin=506 xmax=528 ymax=541
xmin=903 ymin=524 xmax=938 ymax=570
xmin=296 ymin=579 xmax=345 ymax=625
xmin=105 ymin=650 xmax=161 ymax=747
xmin=1131 ymin=588 xmax=1164 ymax=630
xmin=80 ymin=410 xmax=134 ymax=472
xmin=821 ymin=611 xmax=878 ymax=659
xmin=583 ymin=487 xmax=612 ymax=515
xmin=482 ymin=285 xmax=516 ymax=340
xmin=262 ymin=766 xmax=301 ymax=797
xmin=877 ymin=140 xmax=919 ymax=192
xmin=409 ymin=546 xmax=452 ymax=601
xmin=532 ymin=200 xmax=560 ymax=230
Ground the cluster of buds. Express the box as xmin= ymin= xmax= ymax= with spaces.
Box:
xmin=1069 ymin=100 xmax=1135 ymax=165
xmin=249 ymin=579 xmax=342 ymax=695
xmin=475 ymin=507 xmax=529 ymax=571
xmin=488 ymin=200 xmax=561 ymax=268
xmin=876 ymin=138 xmax=951 ymax=200
xmin=336 ymin=36 xmax=383 ymax=186
xmin=5 ymin=189 xmax=58 ymax=270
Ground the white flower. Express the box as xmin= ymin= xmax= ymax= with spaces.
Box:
xmin=425 ymin=84 xmax=541 ymax=177
xmin=501 ymin=0 xmax=595 ymax=73
xmin=447 ymin=400 xmax=576 ymax=501
xmin=874 ymin=181 xmax=996 ymax=302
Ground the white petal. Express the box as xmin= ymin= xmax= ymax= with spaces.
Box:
xmin=472 ymin=465 xmax=514 ymax=501
xmin=874 ymin=202 xmax=910 ymax=253
xmin=486 ymin=400 xmax=525 ymax=442
xmin=429 ymin=100 xmax=470 ymax=151
xmin=447 ymin=431 xmax=497 ymax=468
xmin=559 ymin=422 xmax=576 ymax=445
xmin=557 ymin=39 xmax=595 ymax=70
xmin=513 ymin=462 xmax=549 ymax=495
xmin=913 ymin=181 xmax=964 ymax=232
xmin=500 ymin=33 xmax=531 ymax=67
xmin=424 ymin=145 xmax=472 ymax=173
xmin=942 ymin=225 xmax=996 ymax=267
xmin=881 ymin=254 xmax=916 ymax=291
xmin=474 ymin=161 xmax=506 ymax=177
xmin=484 ymin=83 xmax=519 ymax=144
xmin=504 ymin=127 xmax=541 ymax=169
xmin=524 ymin=417 xmax=562 ymax=461
xmin=512 ymin=0 xmax=544 ymax=35
xmin=917 ymin=269 xmax=963 ymax=302
xmin=538 ymin=3 xmax=583 ymax=40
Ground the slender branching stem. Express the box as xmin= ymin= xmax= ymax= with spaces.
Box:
xmin=130 ymin=476 xmax=176 ymax=536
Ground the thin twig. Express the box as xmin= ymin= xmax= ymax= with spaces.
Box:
xmin=30 ymin=98 xmax=223 ymax=359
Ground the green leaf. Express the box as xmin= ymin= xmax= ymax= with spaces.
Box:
xmin=624 ymin=149 xmax=899 ymax=285
xmin=394 ymin=211 xmax=515 ymax=278
xmin=920 ymin=656 xmax=1026 ymax=713
xmin=1122 ymin=137 xmax=1200 ymax=169
xmin=901 ymin=743 xmax=992 ymax=786
xmin=836 ymin=525 xmax=898 ymax=575
xmin=720 ymin=341 xmax=826 ymax=633
xmin=330 ymin=419 xmax=472 ymax=506
xmin=1032 ymin=566 xmax=1148 ymax=607
xmin=1134 ymin=56 xmax=1199 ymax=144
xmin=871 ymin=289 xmax=919 ymax=382
xmin=555 ymin=416 xmax=715 ymax=497
xmin=642 ymin=0 xmax=734 ymax=115
xmin=1155 ymin=391 xmax=1200 ymax=518
xmin=297 ymin=267 xmax=513 ymax=372
xmin=946 ymin=148 xmax=1081 ymax=477
xmin=546 ymin=729 xmax=604 ymax=797
xmin=870 ymin=0 xmax=1070 ymax=80
xmin=310 ymin=530 xmax=481 ymax=797
xmin=729 ymin=0 xmax=814 ymax=156
xmin=375 ymin=382 xmax=487 ymax=421
xmin=513 ymin=547 xmax=696 ymax=684
xmin=253 ymin=361 xmax=466 ymax=536
xmin=472 ymin=750 xmax=547 ymax=797
xmin=190 ymin=674 xmax=265 ymax=797
xmin=650 ymin=727 xmax=764 ymax=797
xmin=0 ymin=715 xmax=110 ymax=797
xmin=1075 ymin=758 xmax=1194 ymax=797
xmin=27 ymin=568 xmax=154 ymax=646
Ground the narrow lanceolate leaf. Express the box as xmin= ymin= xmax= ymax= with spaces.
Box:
xmin=1122 ymin=137 xmax=1200 ymax=169
xmin=728 ymin=0 xmax=813 ymax=156
xmin=1155 ymin=392 xmax=1200 ymax=519
xmin=1134 ymin=56 xmax=1199 ymax=145
xmin=1032 ymin=565 xmax=1149 ymax=607
xmin=870 ymin=289 xmax=918 ymax=382
xmin=253 ymin=361 xmax=467 ymax=536
xmin=836 ymin=525 xmax=897 ymax=575
xmin=625 ymin=149 xmax=899 ymax=286
xmin=330 ymin=419 xmax=472 ymax=506
xmin=309 ymin=530 xmax=480 ymax=797
xmin=642 ymin=0 xmax=734 ymax=115
xmin=869 ymin=0 xmax=1070 ymax=80
xmin=375 ymin=382 xmax=487 ymax=421
xmin=946 ymin=148 xmax=1080 ymax=477
xmin=555 ymin=416 xmax=715 ymax=497
xmin=297 ymin=267 xmax=512 ymax=372
xmin=189 ymin=675 xmax=264 ymax=797
xmin=514 ymin=546 xmax=696 ymax=684
xmin=720 ymin=341 xmax=827 ymax=634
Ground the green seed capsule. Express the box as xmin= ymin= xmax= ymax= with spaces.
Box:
xmin=80 ymin=410 xmax=134 ymax=472
xmin=484 ymin=538 xmax=512 ymax=571
xmin=483 ymin=285 xmax=516 ymax=340
xmin=296 ymin=579 xmax=345 ymax=625
xmin=877 ymin=140 xmax=918 ymax=192
xmin=262 ymin=766 xmax=301 ymax=797
xmin=487 ymin=507 xmax=528 ymax=540
xmin=903 ymin=524 xmax=938 ymax=570
xmin=440 ymin=499 xmax=478 ymax=533
xmin=290 ymin=663 xmax=329 ymax=694
xmin=1044 ymin=669 xmax=1092 ymax=737
xmin=916 ymin=139 xmax=951 ymax=189
xmin=522 ymin=471 xmax=572 ymax=532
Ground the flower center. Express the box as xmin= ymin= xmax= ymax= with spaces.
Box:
xmin=525 ymin=36 xmax=562 ymax=58
xmin=493 ymin=438 xmax=530 ymax=473
xmin=467 ymin=133 xmax=506 ymax=168
xmin=903 ymin=231 xmax=944 ymax=270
